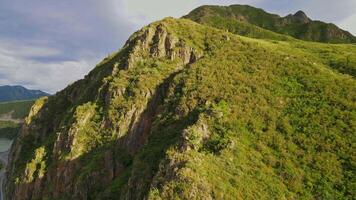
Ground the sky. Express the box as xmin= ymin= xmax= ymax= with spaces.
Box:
xmin=0 ymin=0 xmax=355 ymax=93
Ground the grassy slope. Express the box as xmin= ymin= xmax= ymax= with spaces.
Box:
xmin=7 ymin=18 xmax=356 ymax=199
xmin=142 ymin=20 xmax=356 ymax=199
xmin=184 ymin=5 xmax=356 ymax=44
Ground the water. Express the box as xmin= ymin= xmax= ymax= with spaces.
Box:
xmin=0 ymin=138 xmax=11 ymax=200
xmin=0 ymin=139 xmax=12 ymax=153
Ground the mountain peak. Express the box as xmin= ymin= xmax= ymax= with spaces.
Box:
xmin=294 ymin=10 xmax=307 ymax=16
xmin=293 ymin=10 xmax=310 ymax=23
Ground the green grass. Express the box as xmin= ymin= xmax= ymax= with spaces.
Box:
xmin=6 ymin=17 xmax=356 ymax=199
xmin=0 ymin=121 xmax=21 ymax=139
xmin=143 ymin=23 xmax=355 ymax=198
xmin=0 ymin=100 xmax=34 ymax=119
xmin=0 ymin=100 xmax=34 ymax=139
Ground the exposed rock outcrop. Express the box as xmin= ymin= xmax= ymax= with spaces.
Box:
xmin=122 ymin=20 xmax=202 ymax=70
xmin=293 ymin=10 xmax=310 ymax=24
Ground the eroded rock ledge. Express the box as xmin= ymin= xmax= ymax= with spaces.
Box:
xmin=121 ymin=21 xmax=202 ymax=70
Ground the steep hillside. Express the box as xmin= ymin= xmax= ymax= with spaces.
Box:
xmin=5 ymin=18 xmax=356 ymax=200
xmin=0 ymin=85 xmax=49 ymax=102
xmin=0 ymin=101 xmax=34 ymax=139
xmin=184 ymin=4 xmax=356 ymax=43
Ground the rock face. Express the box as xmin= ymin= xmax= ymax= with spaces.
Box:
xmin=293 ymin=10 xmax=310 ymax=24
xmin=122 ymin=22 xmax=201 ymax=70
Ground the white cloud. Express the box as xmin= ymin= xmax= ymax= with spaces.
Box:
xmin=120 ymin=0 xmax=258 ymax=25
xmin=0 ymin=40 xmax=61 ymax=58
xmin=0 ymin=41 xmax=100 ymax=93
xmin=339 ymin=14 xmax=356 ymax=35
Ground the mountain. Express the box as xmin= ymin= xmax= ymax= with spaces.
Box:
xmin=184 ymin=4 xmax=356 ymax=43
xmin=5 ymin=7 xmax=356 ymax=200
xmin=0 ymin=85 xmax=49 ymax=102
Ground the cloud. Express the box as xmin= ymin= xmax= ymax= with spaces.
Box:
xmin=0 ymin=40 xmax=61 ymax=59
xmin=339 ymin=14 xmax=356 ymax=35
xmin=119 ymin=0 xmax=259 ymax=25
xmin=0 ymin=0 xmax=135 ymax=93
xmin=0 ymin=40 xmax=100 ymax=93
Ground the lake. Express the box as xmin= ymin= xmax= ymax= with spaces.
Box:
xmin=0 ymin=138 xmax=12 ymax=152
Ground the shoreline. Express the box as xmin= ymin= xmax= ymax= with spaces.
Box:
xmin=0 ymin=150 xmax=9 ymax=200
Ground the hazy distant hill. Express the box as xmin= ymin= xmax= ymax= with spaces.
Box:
xmin=0 ymin=85 xmax=49 ymax=102
xmin=184 ymin=4 xmax=356 ymax=43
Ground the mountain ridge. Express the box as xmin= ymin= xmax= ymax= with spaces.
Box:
xmin=0 ymin=85 xmax=49 ymax=102
xmin=5 ymin=6 xmax=356 ymax=200
xmin=184 ymin=4 xmax=356 ymax=43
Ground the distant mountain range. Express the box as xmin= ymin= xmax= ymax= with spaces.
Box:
xmin=0 ymin=85 xmax=49 ymax=102
xmin=184 ymin=4 xmax=356 ymax=43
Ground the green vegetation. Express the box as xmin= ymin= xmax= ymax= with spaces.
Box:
xmin=190 ymin=15 xmax=295 ymax=41
xmin=184 ymin=4 xmax=356 ymax=43
xmin=0 ymin=121 xmax=20 ymax=139
xmin=6 ymin=10 xmax=356 ymax=200
xmin=0 ymin=100 xmax=34 ymax=139
xmin=24 ymin=97 xmax=47 ymax=125
xmin=0 ymin=100 xmax=34 ymax=119
xmin=24 ymin=146 xmax=47 ymax=182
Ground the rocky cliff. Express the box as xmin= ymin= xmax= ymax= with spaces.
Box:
xmin=5 ymin=16 xmax=356 ymax=199
xmin=5 ymin=18 xmax=203 ymax=199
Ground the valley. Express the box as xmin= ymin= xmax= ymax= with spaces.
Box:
xmin=0 ymin=101 xmax=34 ymax=139
xmin=0 ymin=100 xmax=33 ymax=200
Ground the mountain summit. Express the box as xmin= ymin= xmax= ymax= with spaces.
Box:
xmin=184 ymin=4 xmax=356 ymax=43
xmin=293 ymin=10 xmax=310 ymax=23
xmin=5 ymin=5 xmax=356 ymax=200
